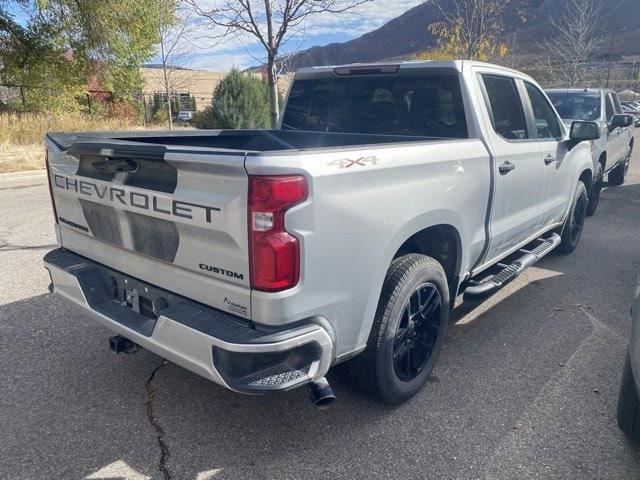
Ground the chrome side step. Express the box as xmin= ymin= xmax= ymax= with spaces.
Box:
xmin=463 ymin=233 xmax=561 ymax=302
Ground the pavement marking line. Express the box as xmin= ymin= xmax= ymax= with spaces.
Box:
xmin=86 ymin=460 xmax=151 ymax=480
xmin=480 ymin=306 xmax=631 ymax=480
xmin=195 ymin=469 xmax=224 ymax=480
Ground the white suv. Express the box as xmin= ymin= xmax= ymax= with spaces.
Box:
xmin=547 ymin=88 xmax=634 ymax=215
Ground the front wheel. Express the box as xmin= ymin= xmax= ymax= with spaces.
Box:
xmin=586 ymin=163 xmax=603 ymax=216
xmin=609 ymin=157 xmax=629 ymax=186
xmin=349 ymin=254 xmax=449 ymax=404
xmin=557 ymin=181 xmax=588 ymax=255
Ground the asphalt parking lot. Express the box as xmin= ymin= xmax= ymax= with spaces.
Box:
xmin=2 ymin=145 xmax=640 ymax=480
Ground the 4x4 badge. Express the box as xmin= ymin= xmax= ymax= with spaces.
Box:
xmin=328 ymin=156 xmax=380 ymax=169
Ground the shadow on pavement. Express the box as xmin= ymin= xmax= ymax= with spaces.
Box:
xmin=1 ymin=183 xmax=640 ymax=479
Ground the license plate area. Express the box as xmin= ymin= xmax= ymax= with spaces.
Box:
xmin=120 ymin=280 xmax=169 ymax=320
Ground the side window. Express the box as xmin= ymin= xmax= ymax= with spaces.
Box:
xmin=605 ymin=94 xmax=615 ymax=121
xmin=612 ymin=94 xmax=623 ymax=114
xmin=524 ymin=82 xmax=562 ymax=139
xmin=481 ymin=74 xmax=528 ymax=140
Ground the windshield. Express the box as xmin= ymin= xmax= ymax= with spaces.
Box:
xmin=546 ymin=91 xmax=601 ymax=121
xmin=281 ymin=74 xmax=468 ymax=138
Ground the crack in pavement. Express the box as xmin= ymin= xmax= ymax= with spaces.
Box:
xmin=146 ymin=360 xmax=171 ymax=480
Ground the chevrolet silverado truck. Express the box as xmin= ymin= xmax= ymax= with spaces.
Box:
xmin=44 ymin=61 xmax=600 ymax=405
xmin=546 ymin=88 xmax=635 ymax=215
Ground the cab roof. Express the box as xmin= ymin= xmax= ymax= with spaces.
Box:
xmin=294 ymin=60 xmax=530 ymax=80
xmin=545 ymin=87 xmax=615 ymax=94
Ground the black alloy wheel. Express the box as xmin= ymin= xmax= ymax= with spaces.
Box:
xmin=569 ymin=190 xmax=587 ymax=243
xmin=393 ymin=282 xmax=441 ymax=382
xmin=348 ymin=254 xmax=449 ymax=404
xmin=558 ymin=181 xmax=588 ymax=254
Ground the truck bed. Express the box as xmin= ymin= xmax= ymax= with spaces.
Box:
xmin=47 ymin=129 xmax=438 ymax=153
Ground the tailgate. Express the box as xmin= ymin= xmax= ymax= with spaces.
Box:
xmin=46 ymin=138 xmax=251 ymax=318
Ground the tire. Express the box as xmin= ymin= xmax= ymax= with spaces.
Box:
xmin=349 ymin=254 xmax=449 ymax=404
xmin=586 ymin=162 xmax=603 ymax=216
xmin=557 ymin=181 xmax=588 ymax=255
xmin=609 ymin=157 xmax=629 ymax=186
xmin=617 ymin=352 xmax=640 ymax=442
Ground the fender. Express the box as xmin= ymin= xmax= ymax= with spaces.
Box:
xmin=356 ymin=209 xmax=467 ymax=348
xmin=562 ymin=141 xmax=594 ymax=223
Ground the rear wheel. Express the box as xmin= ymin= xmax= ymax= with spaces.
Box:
xmin=557 ymin=181 xmax=587 ymax=255
xmin=586 ymin=162 xmax=603 ymax=216
xmin=617 ymin=352 xmax=640 ymax=442
xmin=349 ymin=254 xmax=449 ymax=404
xmin=609 ymin=157 xmax=629 ymax=186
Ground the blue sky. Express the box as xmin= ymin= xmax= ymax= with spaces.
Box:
xmin=6 ymin=0 xmax=426 ymax=71
xmin=185 ymin=1 xmax=426 ymax=71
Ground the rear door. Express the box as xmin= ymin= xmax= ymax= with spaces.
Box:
xmin=46 ymin=139 xmax=252 ymax=318
xmin=477 ymin=73 xmax=545 ymax=260
xmin=520 ymin=81 xmax=572 ymax=226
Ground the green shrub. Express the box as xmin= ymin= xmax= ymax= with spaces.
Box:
xmin=191 ymin=108 xmax=212 ymax=129
xmin=192 ymin=69 xmax=270 ymax=130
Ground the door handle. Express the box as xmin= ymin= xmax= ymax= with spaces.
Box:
xmin=498 ymin=161 xmax=516 ymax=174
xmin=544 ymin=154 xmax=556 ymax=165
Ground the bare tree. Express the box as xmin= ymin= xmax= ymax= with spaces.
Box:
xmin=187 ymin=0 xmax=370 ymax=128
xmin=540 ymin=0 xmax=605 ymax=87
xmin=150 ymin=1 xmax=196 ymax=129
xmin=429 ymin=0 xmax=519 ymax=61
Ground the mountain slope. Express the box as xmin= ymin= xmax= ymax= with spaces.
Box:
xmin=288 ymin=0 xmax=640 ymax=69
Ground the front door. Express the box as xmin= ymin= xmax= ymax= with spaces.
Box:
xmin=605 ymin=93 xmax=627 ymax=169
xmin=521 ymin=81 xmax=573 ymax=226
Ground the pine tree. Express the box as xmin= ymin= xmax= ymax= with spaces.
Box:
xmin=192 ymin=69 xmax=271 ymax=130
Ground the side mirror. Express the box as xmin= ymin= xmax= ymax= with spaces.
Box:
xmin=569 ymin=121 xmax=600 ymax=143
xmin=612 ymin=114 xmax=634 ymax=128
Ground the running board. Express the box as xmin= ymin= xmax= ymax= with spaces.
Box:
xmin=463 ymin=233 xmax=561 ymax=302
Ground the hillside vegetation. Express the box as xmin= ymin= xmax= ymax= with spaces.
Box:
xmin=287 ymin=0 xmax=640 ymax=69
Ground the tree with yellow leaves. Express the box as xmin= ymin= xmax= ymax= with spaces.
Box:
xmin=417 ymin=0 xmax=517 ymax=62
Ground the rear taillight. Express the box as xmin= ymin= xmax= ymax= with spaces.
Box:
xmin=248 ymin=175 xmax=308 ymax=292
xmin=45 ymin=151 xmax=59 ymax=224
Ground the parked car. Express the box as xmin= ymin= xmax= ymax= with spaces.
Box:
xmin=44 ymin=61 xmax=599 ymax=405
xmin=617 ymin=274 xmax=640 ymax=441
xmin=621 ymin=103 xmax=640 ymax=127
xmin=547 ymin=88 xmax=635 ymax=215
xmin=622 ymin=100 xmax=640 ymax=110
xmin=176 ymin=110 xmax=195 ymax=122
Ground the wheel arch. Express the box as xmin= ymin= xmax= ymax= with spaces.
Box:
xmin=579 ymin=168 xmax=593 ymax=193
xmin=598 ymin=152 xmax=606 ymax=171
xmin=356 ymin=212 xmax=468 ymax=350
xmin=393 ymin=224 xmax=463 ymax=298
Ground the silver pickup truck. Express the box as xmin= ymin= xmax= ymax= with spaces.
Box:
xmin=44 ymin=61 xmax=600 ymax=405
xmin=546 ymin=88 xmax=635 ymax=215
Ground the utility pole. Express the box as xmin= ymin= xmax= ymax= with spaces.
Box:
xmin=605 ymin=26 xmax=625 ymax=88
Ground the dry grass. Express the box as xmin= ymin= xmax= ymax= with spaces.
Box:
xmin=0 ymin=143 xmax=45 ymax=173
xmin=0 ymin=112 xmax=184 ymax=173
xmin=0 ymin=112 xmax=139 ymax=146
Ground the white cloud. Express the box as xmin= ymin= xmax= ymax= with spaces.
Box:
xmin=168 ymin=0 xmax=426 ymax=71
